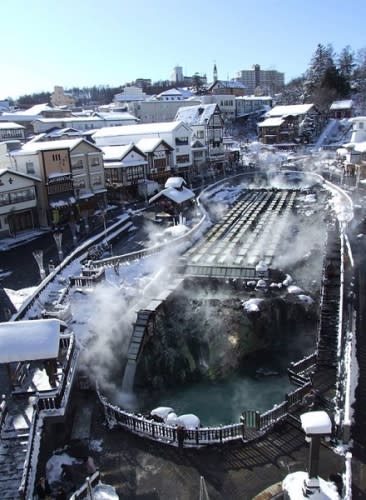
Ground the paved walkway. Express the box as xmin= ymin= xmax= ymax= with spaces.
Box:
xmin=38 ymin=388 xmax=345 ymax=500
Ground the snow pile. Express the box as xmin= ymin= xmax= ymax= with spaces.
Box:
xmin=4 ymin=287 xmax=37 ymax=310
xmin=151 ymin=407 xmax=174 ymax=420
xmin=242 ymin=298 xmax=264 ymax=313
xmin=92 ymin=483 xmax=119 ymax=499
xmin=176 ymin=414 xmax=200 ymax=430
xmin=255 ymin=260 xmax=268 ymax=273
xmin=282 ymin=274 xmax=293 ymax=286
xmin=270 ymin=282 xmax=282 ymax=289
xmin=163 ymin=224 xmax=189 ymax=238
xmin=298 ymin=294 xmax=314 ymax=305
xmin=282 ymin=471 xmax=340 ymax=499
xmin=287 ymin=285 xmax=304 ymax=295
xmin=90 ymin=439 xmax=103 ymax=452
xmin=46 ymin=452 xmax=82 ymax=484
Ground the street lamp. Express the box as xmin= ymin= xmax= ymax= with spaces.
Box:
xmin=300 ymin=411 xmax=333 ymax=496
xmin=32 ymin=250 xmax=46 ymax=281
xmin=53 ymin=230 xmax=64 ymax=262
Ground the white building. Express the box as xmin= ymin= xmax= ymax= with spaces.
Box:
xmin=175 ymin=104 xmax=225 ymax=168
xmin=32 ymin=112 xmax=139 ymax=134
xmin=235 ymin=96 xmax=273 ymax=117
xmin=348 ymin=116 xmax=366 ymax=143
xmin=92 ymin=121 xmax=192 ymax=173
xmin=128 ymin=98 xmax=201 ymax=124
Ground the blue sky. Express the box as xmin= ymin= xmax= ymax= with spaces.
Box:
xmin=1 ymin=0 xmax=366 ymax=99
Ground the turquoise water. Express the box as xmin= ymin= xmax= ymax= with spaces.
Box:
xmin=136 ymin=368 xmax=293 ymax=426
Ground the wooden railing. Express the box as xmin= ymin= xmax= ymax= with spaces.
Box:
xmin=69 ymin=268 xmax=106 ymax=288
xmin=11 ymin=215 xmax=132 ymax=321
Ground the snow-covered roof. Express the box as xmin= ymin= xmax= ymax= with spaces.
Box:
xmin=330 ymin=100 xmax=353 ymax=110
xmin=0 ymin=122 xmax=25 ymax=130
xmin=267 ymin=104 xmax=314 ymax=117
xmin=45 ymin=127 xmax=82 ymax=138
xmin=101 ymin=144 xmax=136 ymax=160
xmin=351 ymin=141 xmax=366 ymax=153
xmin=20 ymin=103 xmax=54 ymax=115
xmin=165 ymin=177 xmax=186 ymax=189
xmin=210 ymin=80 xmax=246 ymax=89
xmin=135 ymin=137 xmax=171 ymax=153
xmin=13 ymin=138 xmax=99 ymax=154
xmin=93 ymin=112 xmax=138 ymax=121
xmin=92 ymin=121 xmax=186 ymax=138
xmin=157 ymin=88 xmax=184 ymax=98
xmin=300 ymin=410 xmax=332 ymax=435
xmin=0 ymin=318 xmax=61 ymax=363
xmin=236 ymin=95 xmax=272 ymax=101
xmin=258 ymin=117 xmax=284 ymax=127
xmin=175 ymin=104 xmax=218 ymax=126
xmin=0 ymin=168 xmax=40 ymax=182
xmin=149 ymin=186 xmax=195 ymax=204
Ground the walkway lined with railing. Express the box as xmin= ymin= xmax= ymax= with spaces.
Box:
xmin=97 ymin=382 xmax=313 ymax=448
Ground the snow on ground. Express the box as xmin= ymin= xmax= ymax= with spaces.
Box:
xmin=4 ymin=287 xmax=37 ymax=310
xmin=298 ymin=294 xmax=314 ymax=305
xmin=242 ymin=298 xmax=264 ymax=313
xmin=46 ymin=452 xmax=82 ymax=484
xmin=282 ymin=471 xmax=340 ymax=499
xmin=92 ymin=483 xmax=119 ymax=499
xmin=287 ymin=285 xmax=304 ymax=295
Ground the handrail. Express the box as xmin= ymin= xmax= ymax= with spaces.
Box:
xmin=96 ymin=380 xmax=312 ymax=447
xmin=11 ymin=215 xmax=132 ymax=321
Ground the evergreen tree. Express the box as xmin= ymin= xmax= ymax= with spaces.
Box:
xmin=303 ymin=43 xmax=334 ymax=100
xmin=277 ymin=76 xmax=306 ymax=105
xmin=337 ymin=45 xmax=355 ymax=82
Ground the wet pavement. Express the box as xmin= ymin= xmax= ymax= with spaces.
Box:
xmin=37 ymin=386 xmax=345 ymax=500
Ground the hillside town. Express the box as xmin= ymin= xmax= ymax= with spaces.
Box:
xmin=1 ymin=46 xmax=366 ymax=500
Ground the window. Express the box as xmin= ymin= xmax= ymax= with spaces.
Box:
xmin=91 ymin=175 xmax=102 ymax=187
xmin=90 ymin=157 xmax=100 ymax=167
xmin=176 ymin=154 xmax=189 ymax=164
xmin=72 ymin=159 xmax=84 ymax=170
xmin=0 ymin=193 xmax=9 ymax=206
xmin=26 ymin=162 xmax=35 ymax=174
xmin=175 ymin=137 xmax=188 ymax=146
xmin=52 ymin=153 xmax=61 ymax=161
xmin=0 ymin=188 xmax=35 ymax=206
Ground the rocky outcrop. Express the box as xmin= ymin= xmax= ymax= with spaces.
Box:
xmin=133 ymin=288 xmax=318 ymax=391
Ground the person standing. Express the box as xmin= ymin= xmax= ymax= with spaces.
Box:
xmin=177 ymin=425 xmax=186 ymax=449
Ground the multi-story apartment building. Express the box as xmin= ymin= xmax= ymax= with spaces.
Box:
xmin=235 ymin=64 xmax=285 ymax=95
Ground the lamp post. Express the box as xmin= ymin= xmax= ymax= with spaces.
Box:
xmin=53 ymin=230 xmax=64 ymax=262
xmin=300 ymin=410 xmax=332 ymax=496
xmin=32 ymin=250 xmax=46 ymax=281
